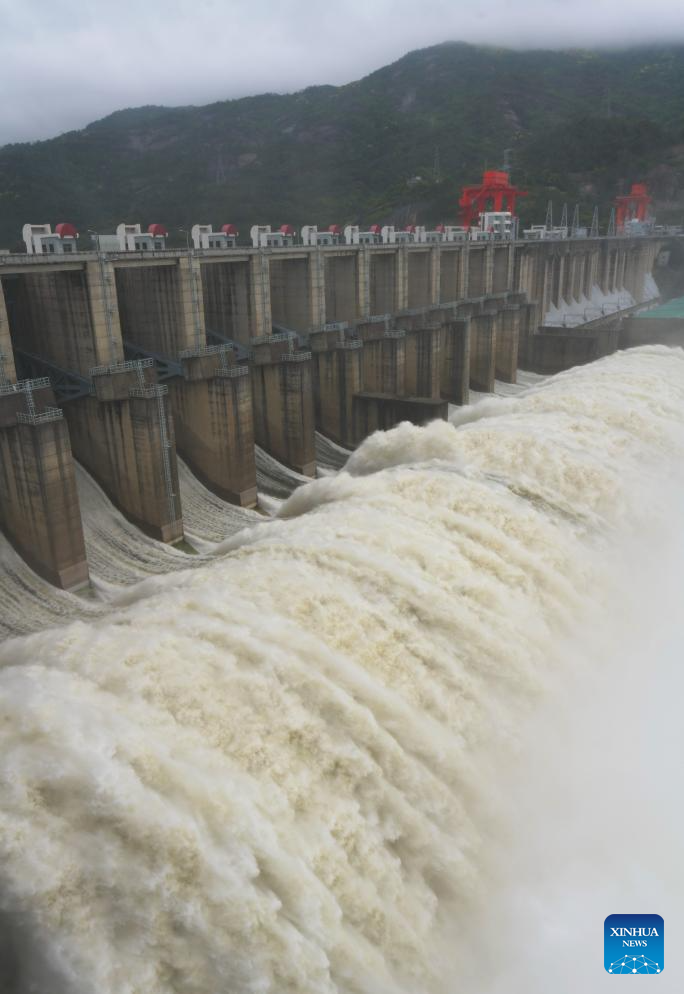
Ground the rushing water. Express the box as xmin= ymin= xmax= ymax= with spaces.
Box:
xmin=177 ymin=459 xmax=262 ymax=550
xmin=0 ymin=533 xmax=103 ymax=640
xmin=0 ymin=347 xmax=683 ymax=994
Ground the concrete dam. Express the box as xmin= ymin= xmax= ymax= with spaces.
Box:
xmin=0 ymin=344 xmax=683 ymax=993
xmin=0 ymin=234 xmax=663 ymax=592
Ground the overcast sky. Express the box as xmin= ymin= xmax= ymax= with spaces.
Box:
xmin=2 ymin=0 xmax=684 ymax=146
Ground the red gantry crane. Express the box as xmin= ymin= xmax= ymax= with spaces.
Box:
xmin=614 ymin=183 xmax=652 ymax=232
xmin=458 ymin=170 xmax=527 ymax=228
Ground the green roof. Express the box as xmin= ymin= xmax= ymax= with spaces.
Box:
xmin=639 ymin=297 xmax=684 ymax=320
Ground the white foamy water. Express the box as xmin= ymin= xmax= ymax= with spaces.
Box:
xmin=315 ymin=432 xmax=351 ymax=472
xmin=177 ymin=458 xmax=261 ymax=548
xmin=74 ymin=463 xmax=203 ymax=590
xmin=0 ymin=533 xmax=102 ymax=640
xmin=256 ymin=445 xmax=311 ymax=498
xmin=1 ymin=347 xmax=683 ymax=994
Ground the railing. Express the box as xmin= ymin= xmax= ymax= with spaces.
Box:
xmin=178 ymin=343 xmax=232 ymax=360
xmin=128 ymin=384 xmax=169 ymax=399
xmin=16 ymin=406 xmax=63 ymax=425
xmin=216 ymin=364 xmax=250 ymax=378
xmin=281 ymin=351 xmax=312 ymax=362
xmin=90 ymin=357 xmax=154 ymax=377
xmin=0 ymin=375 xmax=50 ymax=396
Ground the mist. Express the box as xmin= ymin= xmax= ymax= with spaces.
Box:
xmin=3 ymin=0 xmax=684 ymax=144
xmin=453 ymin=475 xmax=683 ymax=991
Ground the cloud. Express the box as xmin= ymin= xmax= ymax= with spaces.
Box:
xmin=1 ymin=0 xmax=684 ymax=145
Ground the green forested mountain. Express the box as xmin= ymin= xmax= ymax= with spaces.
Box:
xmin=1 ymin=42 xmax=684 ymax=249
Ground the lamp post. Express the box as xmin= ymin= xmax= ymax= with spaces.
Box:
xmin=179 ymin=227 xmax=192 ymax=254
xmin=87 ymin=228 xmax=101 ymax=256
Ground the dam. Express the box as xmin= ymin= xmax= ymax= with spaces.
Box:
xmin=0 ymin=346 xmax=683 ymax=993
xmin=0 ymin=222 xmax=682 ymax=993
xmin=0 ymin=232 xmax=665 ymax=591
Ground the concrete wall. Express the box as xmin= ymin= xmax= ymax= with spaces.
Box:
xmin=404 ymin=326 xmax=441 ymax=399
xmin=324 ymin=255 xmax=359 ymax=324
xmin=439 ymin=318 xmax=470 ymax=404
xmin=115 ymin=257 xmax=202 ymax=357
xmin=201 ymin=260 xmax=253 ymax=346
xmin=469 ymin=312 xmax=497 ymax=392
xmin=169 ymin=355 xmax=257 ymax=507
xmin=620 ymin=315 xmax=684 ymax=349
xmin=524 ymin=325 xmax=620 ymax=375
xmin=494 ymin=304 xmax=520 ymax=383
xmin=250 ymin=353 xmax=316 ymax=475
xmin=440 ymin=248 xmax=465 ymax=303
xmin=65 ymin=379 xmax=183 ymax=542
xmin=361 ymin=332 xmax=406 ymax=396
xmin=352 ymin=394 xmax=447 ymax=439
xmin=269 ymin=257 xmax=315 ymax=332
xmin=407 ymin=251 xmax=432 ymax=309
xmin=467 ymin=246 xmax=491 ymax=297
xmin=0 ymin=283 xmax=18 ymax=382
xmin=514 ymin=239 xmax=661 ymax=316
xmin=2 ymin=266 xmax=121 ymax=375
xmin=370 ymin=253 xmax=397 ymax=315
xmin=0 ymin=394 xmax=88 ymax=589
xmin=312 ymin=341 xmax=363 ymax=448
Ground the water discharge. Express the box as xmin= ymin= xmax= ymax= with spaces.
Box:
xmin=0 ymin=347 xmax=683 ymax=993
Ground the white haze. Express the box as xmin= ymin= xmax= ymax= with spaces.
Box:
xmin=3 ymin=0 xmax=684 ymax=144
xmin=0 ymin=346 xmax=683 ymax=992
xmin=454 ymin=487 xmax=684 ymax=992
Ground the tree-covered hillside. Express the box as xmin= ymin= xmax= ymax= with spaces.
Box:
xmin=1 ymin=42 xmax=684 ymax=249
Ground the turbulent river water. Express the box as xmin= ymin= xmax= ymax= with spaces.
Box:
xmin=0 ymin=347 xmax=683 ymax=994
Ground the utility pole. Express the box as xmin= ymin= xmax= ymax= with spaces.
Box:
xmin=571 ymin=204 xmax=580 ymax=238
xmin=607 ymin=207 xmax=616 ymax=238
xmin=545 ymin=200 xmax=554 ymax=231
xmin=590 ymin=207 xmax=600 ymax=239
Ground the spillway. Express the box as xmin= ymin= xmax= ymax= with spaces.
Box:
xmin=256 ymin=444 xmax=311 ymax=498
xmin=177 ymin=458 xmax=261 ymax=547
xmin=0 ymin=347 xmax=683 ymax=994
xmin=74 ymin=463 xmax=204 ymax=589
xmin=315 ymin=431 xmax=351 ymax=472
xmin=0 ymin=534 xmax=102 ymax=641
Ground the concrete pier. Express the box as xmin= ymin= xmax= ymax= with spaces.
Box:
xmin=250 ymin=341 xmax=316 ymax=475
xmin=494 ymin=304 xmax=521 ymax=383
xmin=361 ymin=331 xmax=406 ymax=396
xmin=171 ymin=348 xmax=257 ymax=507
xmin=440 ymin=318 xmax=471 ymax=405
xmin=70 ymin=364 xmax=183 ymax=542
xmin=469 ymin=311 xmax=497 ymax=392
xmin=0 ymin=382 xmax=88 ymax=588
xmin=404 ymin=326 xmax=442 ymax=399
xmin=352 ymin=325 xmax=448 ymax=437
xmin=310 ymin=333 xmax=363 ymax=447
